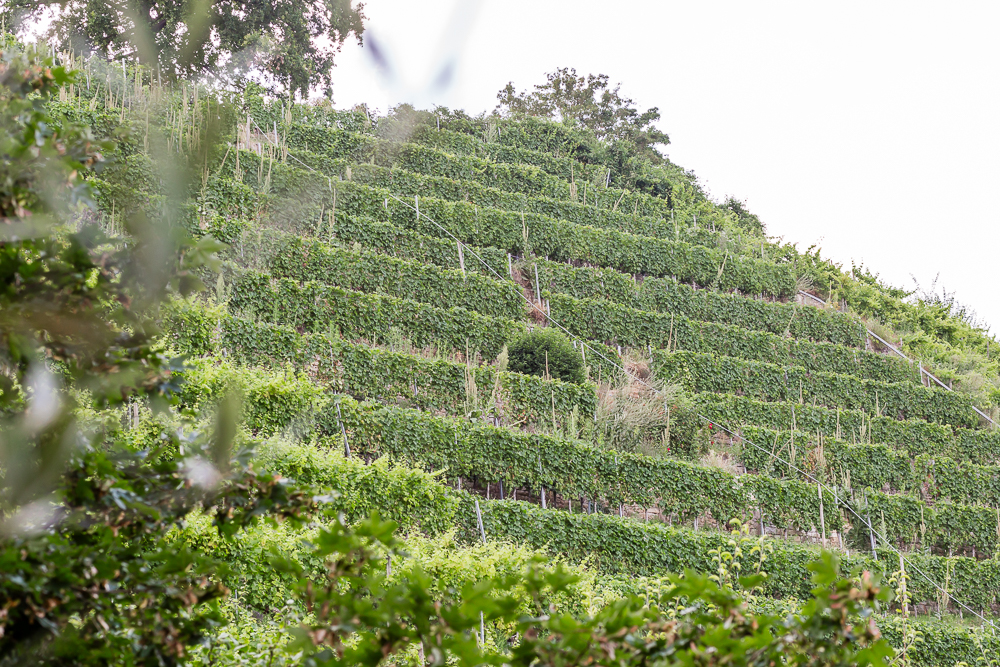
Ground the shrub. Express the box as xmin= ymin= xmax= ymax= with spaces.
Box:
xmin=507 ymin=327 xmax=586 ymax=384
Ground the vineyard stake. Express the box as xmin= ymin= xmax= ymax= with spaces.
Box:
xmin=534 ymin=263 xmax=542 ymax=305
xmin=475 ymin=499 xmax=487 ymax=544
xmin=335 ymin=403 xmax=350 ymax=458
xmin=818 ymin=484 xmax=827 ymax=548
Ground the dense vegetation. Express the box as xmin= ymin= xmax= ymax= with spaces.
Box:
xmin=3 ymin=31 xmax=1000 ymax=667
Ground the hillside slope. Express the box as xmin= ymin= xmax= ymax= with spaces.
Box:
xmin=54 ymin=67 xmax=1000 ymax=664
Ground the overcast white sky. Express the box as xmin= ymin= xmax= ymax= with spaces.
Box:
xmin=327 ymin=0 xmax=1000 ymax=332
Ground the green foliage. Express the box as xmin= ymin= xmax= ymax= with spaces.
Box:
xmin=214 ymin=313 xmax=597 ymax=429
xmin=173 ymin=366 xmax=1000 ymax=563
xmin=265 ymin=233 xmax=525 ymax=321
xmin=0 ymin=429 xmax=313 ymax=663
xmin=507 ymin=327 xmax=586 ymax=385
xmin=531 ymin=257 xmax=869 ymax=348
xmin=723 ymin=195 xmax=766 ymax=235
xmin=229 ymin=270 xmax=524 ymax=361
xmin=496 ymin=68 xmax=670 ymax=161
xmin=0 ymin=48 xmax=313 ymax=664
xmin=695 ymin=392 xmax=989 ymax=450
xmin=286 ymin=146 xmax=730 ymax=251
xmin=656 ymin=349 xmax=976 ymax=427
xmin=739 ymin=425 xmax=1000 ymax=505
xmin=548 ymin=292 xmax=910 ymax=384
xmin=279 ymin=512 xmax=893 ymax=667
xmin=319 ymin=214 xmax=511 ymax=277
xmin=255 ymin=115 xmax=758 ymax=241
xmin=16 ymin=1 xmax=365 ymax=99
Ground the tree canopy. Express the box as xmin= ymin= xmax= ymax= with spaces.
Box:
xmin=7 ymin=0 xmax=365 ymax=99
xmin=496 ymin=67 xmax=669 ymax=164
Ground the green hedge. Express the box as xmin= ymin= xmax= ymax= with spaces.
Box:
xmin=179 ymin=444 xmax=460 ymax=612
xmin=282 ymin=124 xmax=577 ymax=201
xmin=170 ymin=350 xmax=997 ymax=561
xmin=228 ymin=271 xmax=524 ymax=361
xmin=458 ymin=497 xmax=1000 ymax=614
xmin=218 ymin=315 xmax=596 ymax=428
xmin=208 ymin=409 xmax=1000 ymax=615
xmin=878 ymin=615 xmax=1000 ymax=667
xmin=655 ymin=350 xmax=975 ymax=427
xmin=531 ymin=258 xmax=872 ymax=350
xmin=332 ymin=182 xmax=792 ymax=297
xmin=324 ymin=396 xmax=802 ymax=527
xmin=221 ymin=153 xmax=795 ymax=298
xmin=694 ymin=392 xmax=993 ymax=457
xmin=174 ymin=358 xmax=323 ymax=436
xmin=278 ymin=120 xmax=732 ymax=233
xmin=405 ymin=123 xmax=606 ymax=183
xmin=168 ymin=363 xmax=1000 ymax=620
xmin=322 ymin=395 xmax=999 ymax=559
xmin=318 ymin=215 xmax=510 ymax=278
xmin=548 ymin=292 xmax=913 ymax=385
xmin=265 ymin=234 xmax=526 ymax=321
xmin=281 ymin=146 xmax=730 ymax=252
xmin=739 ymin=426 xmax=1000 ymax=508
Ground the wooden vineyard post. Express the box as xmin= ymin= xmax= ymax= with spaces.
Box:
xmin=335 ymin=403 xmax=350 ymax=458
xmin=865 ymin=490 xmax=877 ymax=560
xmin=818 ymin=484 xmax=827 ymax=548
xmin=534 ymin=263 xmax=542 ymax=306
xmin=472 ymin=497 xmax=487 ymax=646
xmin=834 ymin=487 xmax=843 ymax=550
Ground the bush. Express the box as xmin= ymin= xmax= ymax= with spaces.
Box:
xmin=508 ymin=328 xmax=586 ymax=384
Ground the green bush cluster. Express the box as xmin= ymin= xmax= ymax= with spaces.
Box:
xmin=321 ymin=215 xmax=510 ymax=277
xmin=461 ymin=497 xmax=1000 ymax=613
xmin=171 ymin=360 xmax=1000 ymax=562
xmin=324 ymin=396 xmax=1000 ymax=557
xmin=283 ymin=147 xmax=731 ymax=252
xmin=276 ymin=118 xmax=739 ymax=232
xmin=507 ymin=328 xmax=586 ymax=384
xmin=194 ymin=426 xmax=1000 ymax=667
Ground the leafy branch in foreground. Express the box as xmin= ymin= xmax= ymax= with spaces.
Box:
xmin=0 ymin=42 xmax=316 ymax=665
xmin=287 ymin=515 xmax=894 ymax=667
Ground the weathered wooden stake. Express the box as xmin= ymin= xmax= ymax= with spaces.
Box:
xmin=534 ymin=264 xmax=542 ymax=305
xmin=475 ymin=499 xmax=487 ymax=544
xmin=818 ymin=484 xmax=827 ymax=548
xmin=336 ymin=403 xmax=350 ymax=458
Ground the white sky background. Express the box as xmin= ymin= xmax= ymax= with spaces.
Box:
xmin=329 ymin=0 xmax=1000 ymax=331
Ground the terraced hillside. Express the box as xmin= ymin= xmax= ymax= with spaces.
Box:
xmin=97 ymin=85 xmax=993 ymax=664
xmin=14 ymin=52 xmax=996 ymax=662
